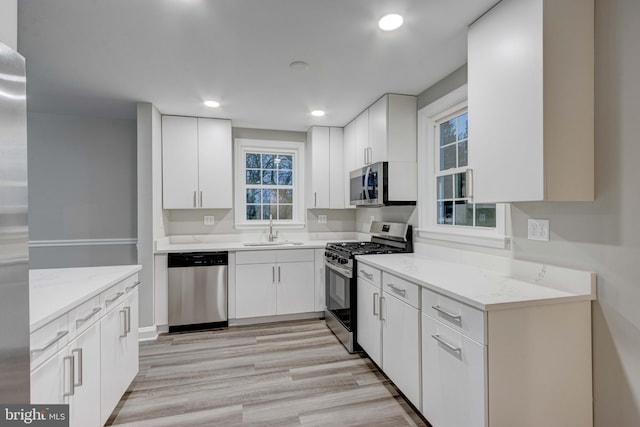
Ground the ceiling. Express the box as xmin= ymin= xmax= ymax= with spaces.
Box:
xmin=17 ymin=0 xmax=497 ymax=131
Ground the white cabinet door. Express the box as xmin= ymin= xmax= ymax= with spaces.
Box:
xmin=68 ymin=323 xmax=101 ymax=427
xmin=354 ymin=110 xmax=369 ymax=168
xmin=306 ymin=126 xmax=331 ymax=209
xmin=382 ymin=292 xmax=420 ymax=408
xmin=198 ymin=118 xmax=233 ymax=208
xmin=328 ymin=127 xmax=345 ymax=208
xmin=314 ymin=249 xmax=326 ymax=312
xmin=235 ymin=263 xmax=277 ymax=318
xmin=121 ymin=288 xmax=139 ymax=392
xmin=422 ymin=314 xmax=486 ymax=427
xmin=31 ymin=348 xmax=67 ymax=405
xmin=368 ymin=95 xmax=388 ymax=164
xmin=277 ymin=261 xmax=315 ymax=315
xmin=356 ymin=278 xmax=381 ymax=366
xmin=343 ymin=120 xmax=356 ymax=208
xmin=162 ymin=116 xmax=199 ymax=209
xmin=100 ymin=299 xmax=129 ymax=425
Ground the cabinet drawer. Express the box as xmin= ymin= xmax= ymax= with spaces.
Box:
xmin=68 ymin=295 xmax=102 ymax=339
xmin=30 ymin=314 xmax=69 ymax=371
xmin=100 ymin=273 xmax=138 ymax=314
xmin=422 ymin=288 xmax=485 ymax=344
xmin=236 ymin=250 xmax=277 ymax=265
xmin=276 ymin=249 xmax=314 ymax=263
xmin=382 ymin=272 xmax=420 ymax=309
xmin=357 ymin=262 xmax=381 ymax=287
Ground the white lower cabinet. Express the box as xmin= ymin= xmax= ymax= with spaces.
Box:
xmin=356 ymin=278 xmax=381 ymax=366
xmin=68 ymin=323 xmax=102 ymax=427
xmin=422 ymin=314 xmax=486 ymax=427
xmin=235 ymin=250 xmax=315 ymax=319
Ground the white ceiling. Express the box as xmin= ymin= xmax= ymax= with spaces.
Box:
xmin=18 ymin=0 xmax=497 ymax=131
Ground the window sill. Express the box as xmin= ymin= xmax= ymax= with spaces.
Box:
xmin=235 ymin=222 xmax=306 ymax=230
xmin=416 ymin=228 xmax=510 ymax=249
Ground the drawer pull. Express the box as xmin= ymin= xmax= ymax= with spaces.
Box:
xmin=387 ymin=283 xmax=406 ymax=297
xmin=360 ymin=270 xmax=373 ymax=280
xmin=72 ymin=348 xmax=83 ymax=387
xmin=63 ymin=355 xmax=75 ymax=397
xmin=432 ymin=305 xmax=462 ymax=321
xmin=30 ymin=330 xmax=69 ymax=358
xmin=432 ymin=334 xmax=462 ymax=355
xmin=106 ymin=291 xmax=124 ymax=305
xmin=119 ymin=309 xmax=128 ymax=338
xmin=126 ymin=281 xmax=141 ymax=292
xmin=76 ymin=307 xmax=102 ymax=326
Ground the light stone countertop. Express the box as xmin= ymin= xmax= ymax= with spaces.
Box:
xmin=356 ymin=253 xmax=596 ymax=311
xmin=30 ymin=265 xmax=142 ymax=331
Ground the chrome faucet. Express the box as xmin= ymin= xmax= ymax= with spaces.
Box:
xmin=268 ymin=214 xmax=278 ymax=242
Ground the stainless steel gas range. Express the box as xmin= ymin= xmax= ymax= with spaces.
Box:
xmin=324 ymin=221 xmax=413 ymax=353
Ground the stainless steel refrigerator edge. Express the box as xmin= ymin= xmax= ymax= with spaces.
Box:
xmin=0 ymin=41 xmax=30 ymax=402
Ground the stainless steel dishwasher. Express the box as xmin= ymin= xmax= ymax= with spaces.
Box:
xmin=168 ymin=252 xmax=228 ymax=332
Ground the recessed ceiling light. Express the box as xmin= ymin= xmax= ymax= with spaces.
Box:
xmin=311 ymin=110 xmax=325 ymax=117
xmin=290 ymin=61 xmax=310 ymax=71
xmin=204 ymin=100 xmax=220 ymax=108
xmin=378 ymin=14 xmax=404 ymax=31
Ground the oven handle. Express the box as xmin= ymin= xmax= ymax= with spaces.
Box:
xmin=324 ymin=259 xmax=353 ymax=279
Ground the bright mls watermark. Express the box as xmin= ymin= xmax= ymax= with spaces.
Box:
xmin=0 ymin=405 xmax=68 ymax=426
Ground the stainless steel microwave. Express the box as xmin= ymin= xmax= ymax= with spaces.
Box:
xmin=349 ymin=161 xmax=417 ymax=207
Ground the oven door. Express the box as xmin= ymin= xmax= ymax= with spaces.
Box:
xmin=325 ymin=260 xmax=353 ymax=331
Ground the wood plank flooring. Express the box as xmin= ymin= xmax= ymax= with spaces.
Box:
xmin=106 ymin=319 xmax=429 ymax=427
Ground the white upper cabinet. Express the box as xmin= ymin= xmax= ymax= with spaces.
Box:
xmin=343 ymin=120 xmax=357 ymax=208
xmin=353 ymin=94 xmax=417 ymax=169
xmin=468 ymin=0 xmax=594 ymax=203
xmin=306 ymin=126 xmax=345 ymax=209
xmin=162 ymin=116 xmax=232 ymax=209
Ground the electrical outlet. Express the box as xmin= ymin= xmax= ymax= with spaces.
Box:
xmin=527 ymin=219 xmax=549 ymax=241
xmin=318 ymin=215 xmax=327 ymax=224
xmin=203 ymin=215 xmax=215 ymax=225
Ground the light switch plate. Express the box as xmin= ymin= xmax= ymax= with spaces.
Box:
xmin=203 ymin=215 xmax=215 ymax=225
xmin=318 ymin=215 xmax=327 ymax=224
xmin=527 ymin=219 xmax=549 ymax=241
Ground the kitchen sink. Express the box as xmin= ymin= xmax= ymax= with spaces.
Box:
xmin=242 ymin=241 xmax=304 ymax=247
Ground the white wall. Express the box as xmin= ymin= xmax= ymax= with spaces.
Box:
xmin=0 ymin=0 xmax=17 ymax=50
xmin=357 ymin=0 xmax=640 ymax=424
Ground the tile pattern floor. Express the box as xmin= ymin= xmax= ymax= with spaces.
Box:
xmin=106 ymin=319 xmax=429 ymax=426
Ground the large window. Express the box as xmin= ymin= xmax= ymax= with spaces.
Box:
xmin=234 ymin=139 xmax=305 ymax=228
xmin=417 ymin=85 xmax=508 ymax=248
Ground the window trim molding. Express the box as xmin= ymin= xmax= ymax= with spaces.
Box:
xmin=417 ymin=84 xmax=509 ymax=249
xmin=233 ymin=138 xmax=306 ymax=229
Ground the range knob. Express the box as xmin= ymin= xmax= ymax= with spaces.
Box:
xmin=339 ymin=258 xmax=348 ymax=264
xmin=332 ymin=254 xmax=338 ymax=260
xmin=324 ymin=251 xmax=330 ymax=257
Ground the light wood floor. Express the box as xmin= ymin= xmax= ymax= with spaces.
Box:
xmin=106 ymin=319 xmax=429 ymax=427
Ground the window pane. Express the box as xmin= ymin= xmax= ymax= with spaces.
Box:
xmin=455 ymin=200 xmax=473 ymax=226
xmin=277 ymin=155 xmax=292 ymax=170
xmin=262 ymin=205 xmax=277 ymax=220
xmin=455 ymin=172 xmax=467 ymax=199
xmin=246 ymin=170 xmax=261 ymax=184
xmin=261 ymin=189 xmax=277 ymax=203
xmin=278 ymin=189 xmax=293 ymax=203
xmin=278 ymin=170 xmax=293 ymax=185
xmin=246 ymin=189 xmax=261 ymax=204
xmin=437 ymin=175 xmax=453 ymax=200
xmin=458 ymin=140 xmax=468 ymax=167
xmin=262 ymin=154 xmax=275 ymax=169
xmin=246 ymin=205 xmax=261 ymax=220
xmin=475 ymin=204 xmax=497 ymax=228
xmin=457 ymin=113 xmax=468 ymax=140
xmin=440 ymin=145 xmax=456 ymax=171
xmin=246 ymin=153 xmax=260 ymax=168
xmin=437 ymin=201 xmax=453 ymax=225
xmin=279 ymin=205 xmax=293 ymax=220
xmin=262 ymin=170 xmax=277 ymax=185
xmin=440 ymin=118 xmax=457 ymax=146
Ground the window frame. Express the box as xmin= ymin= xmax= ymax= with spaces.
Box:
xmin=234 ymin=138 xmax=306 ymax=229
xmin=417 ymin=85 xmax=509 ymax=248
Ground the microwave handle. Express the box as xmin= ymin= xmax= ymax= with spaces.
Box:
xmin=363 ymin=166 xmax=371 ymax=201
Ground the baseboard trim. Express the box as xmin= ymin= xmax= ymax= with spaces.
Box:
xmin=29 ymin=238 xmax=138 ymax=248
xmin=138 ymin=325 xmax=159 ymax=342
xmin=229 ymin=312 xmax=324 ymax=327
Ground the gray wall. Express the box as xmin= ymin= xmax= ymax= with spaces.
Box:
xmin=357 ymin=0 xmax=640 ymax=424
xmin=28 ymin=112 xmax=137 ymax=268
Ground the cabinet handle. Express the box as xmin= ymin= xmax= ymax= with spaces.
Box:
xmin=278 ymin=266 xmax=281 ymax=283
xmin=200 ymin=190 xmax=203 ymax=207
xmin=432 ymin=334 xmax=462 ymax=355
xmin=432 ymin=305 xmax=462 ymax=322
xmin=359 ymin=270 xmax=373 ymax=280
xmin=63 ymin=355 xmax=75 ymax=397
xmin=76 ymin=307 xmax=101 ymax=326
xmin=314 ymin=192 xmax=317 ymax=208
xmin=379 ymin=296 xmax=386 ymax=321
xmin=466 ymin=169 xmax=474 ymax=199
xmin=30 ymin=330 xmax=69 ymax=358
xmin=106 ymin=291 xmax=124 ymax=305
xmin=119 ymin=309 xmax=128 ymax=338
xmin=125 ymin=306 xmax=131 ymax=333
xmin=126 ymin=281 xmax=140 ymax=292
xmin=387 ymin=283 xmax=406 ymax=297
xmin=272 ymin=266 xmax=276 ymax=283
xmin=72 ymin=348 xmax=83 ymax=387
xmin=364 ymin=148 xmax=367 ymax=165
xmin=193 ymin=190 xmax=197 ymax=207
xmin=368 ymin=147 xmax=372 ymax=164
xmin=372 ymin=292 xmax=379 ymax=317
